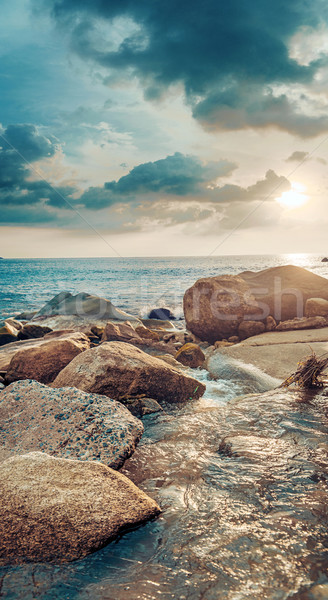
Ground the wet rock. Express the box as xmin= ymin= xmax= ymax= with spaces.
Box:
xmin=148 ymin=308 xmax=176 ymax=320
xmin=135 ymin=325 xmax=160 ymax=341
xmin=4 ymin=318 xmax=23 ymax=330
xmin=321 ymin=257 xmax=328 ymax=262
xmin=265 ymin=315 xmax=277 ymax=331
xmin=5 ymin=332 xmax=90 ymax=384
xmin=276 ymin=316 xmax=327 ymax=331
xmin=0 ymin=380 xmax=143 ymax=469
xmin=120 ymin=397 xmax=163 ymax=418
xmin=184 ymin=275 xmax=262 ymax=343
xmin=101 ymin=320 xmax=140 ymax=343
xmin=305 ymin=297 xmax=328 ymax=318
xmin=238 ymin=320 xmax=266 ymax=340
xmin=0 ymin=322 xmax=19 ymax=347
xmin=156 ymin=353 xmax=188 ymax=369
xmin=0 ymin=452 xmax=160 ymax=564
xmin=175 ymin=343 xmax=205 ymax=368
xmin=34 ymin=291 xmax=137 ymax=321
xmin=17 ymin=323 xmax=52 ymax=340
xmin=52 ymin=341 xmax=206 ymax=404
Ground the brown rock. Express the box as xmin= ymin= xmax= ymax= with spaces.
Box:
xmin=0 ymin=322 xmax=19 ymax=347
xmin=214 ymin=341 xmax=234 ymax=348
xmin=0 ymin=380 xmax=143 ymax=468
xmin=135 ymin=325 xmax=160 ymax=341
xmin=90 ymin=324 xmax=105 ymax=337
xmin=17 ymin=323 xmax=52 ymax=340
xmin=265 ymin=315 xmax=277 ymax=331
xmin=0 ymin=452 xmax=160 ymax=564
xmin=183 ymin=275 xmax=262 ymax=343
xmin=120 ymin=397 xmax=163 ymax=417
xmin=228 ymin=336 xmax=240 ymax=343
xmin=238 ymin=320 xmax=266 ymax=340
xmin=305 ymin=298 xmax=328 ymax=318
xmin=5 ymin=332 xmax=90 ymax=384
xmin=175 ymin=343 xmax=205 ymax=368
xmin=276 ymin=316 xmax=327 ymax=331
xmin=101 ymin=320 xmax=140 ymax=342
xmin=240 ymin=265 xmax=328 ymax=322
xmin=52 ymin=341 xmax=206 ymax=404
xmin=4 ymin=318 xmax=23 ymax=330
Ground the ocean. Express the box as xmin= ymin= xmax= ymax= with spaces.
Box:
xmin=1 ymin=253 xmax=328 ymax=320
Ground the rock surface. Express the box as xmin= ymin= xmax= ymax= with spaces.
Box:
xmin=0 ymin=380 xmax=143 ymax=468
xmin=275 ymin=316 xmax=327 ymax=331
xmin=305 ymin=297 xmax=328 ymax=318
xmin=0 ymin=452 xmax=160 ymax=564
xmin=175 ymin=343 xmax=205 ymax=368
xmin=238 ymin=320 xmax=265 ymax=340
xmin=0 ymin=330 xmax=77 ymax=372
xmin=5 ymin=332 xmax=90 ymax=384
xmin=101 ymin=320 xmax=139 ymax=343
xmin=52 ymin=341 xmax=206 ymax=404
xmin=184 ymin=275 xmax=261 ymax=343
xmin=148 ymin=307 xmax=176 ymax=320
xmin=135 ymin=325 xmax=160 ymax=341
xmin=216 ymin=327 xmax=328 ymax=379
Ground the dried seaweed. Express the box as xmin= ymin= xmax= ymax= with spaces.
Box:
xmin=280 ymin=350 xmax=328 ymax=389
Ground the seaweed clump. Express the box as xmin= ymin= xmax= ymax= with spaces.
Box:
xmin=281 ymin=351 xmax=328 ymax=389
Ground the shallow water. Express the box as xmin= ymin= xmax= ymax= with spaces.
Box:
xmin=1 ymin=371 xmax=328 ymax=600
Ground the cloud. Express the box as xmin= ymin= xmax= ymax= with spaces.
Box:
xmin=42 ymin=0 xmax=328 ymax=135
xmin=79 ymin=152 xmax=236 ymax=209
xmin=0 ymin=123 xmax=77 ymax=222
xmin=210 ymin=169 xmax=290 ymax=204
xmin=286 ymin=150 xmax=309 ymax=162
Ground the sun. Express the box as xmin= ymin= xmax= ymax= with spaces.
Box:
xmin=276 ymin=182 xmax=309 ymax=209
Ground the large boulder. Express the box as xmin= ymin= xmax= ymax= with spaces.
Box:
xmin=0 ymin=330 xmax=76 ymax=373
xmin=0 ymin=380 xmax=143 ymax=468
xmin=34 ymin=291 xmax=137 ymax=321
xmin=305 ymin=297 xmax=328 ymax=318
xmin=52 ymin=341 xmax=206 ymax=404
xmin=184 ymin=266 xmax=328 ymax=343
xmin=5 ymin=332 xmax=90 ymax=384
xmin=239 ymin=265 xmax=328 ymax=322
xmin=183 ymin=275 xmax=262 ymax=343
xmin=148 ymin=308 xmax=176 ymax=320
xmin=0 ymin=452 xmax=160 ymax=564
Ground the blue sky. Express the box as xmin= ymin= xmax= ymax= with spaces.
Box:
xmin=1 ymin=0 xmax=328 ymax=257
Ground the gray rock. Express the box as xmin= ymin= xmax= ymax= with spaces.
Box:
xmin=0 ymin=380 xmax=144 ymax=469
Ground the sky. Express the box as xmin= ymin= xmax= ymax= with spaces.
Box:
xmin=1 ymin=0 xmax=328 ymax=257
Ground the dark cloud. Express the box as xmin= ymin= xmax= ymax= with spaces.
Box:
xmin=43 ymin=0 xmax=328 ymax=135
xmin=210 ymin=169 xmax=290 ymax=203
xmin=79 ymin=152 xmax=236 ymax=209
xmin=286 ymin=150 xmax=309 ymax=162
xmin=0 ymin=124 xmax=77 ymax=222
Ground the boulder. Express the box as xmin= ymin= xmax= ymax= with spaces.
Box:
xmin=228 ymin=336 xmax=240 ymax=343
xmin=0 ymin=380 xmax=143 ymax=468
xmin=265 ymin=315 xmax=277 ymax=331
xmin=52 ymin=341 xmax=206 ymax=404
xmin=101 ymin=320 xmax=139 ymax=343
xmin=238 ymin=320 xmax=266 ymax=340
xmin=276 ymin=316 xmax=327 ymax=331
xmin=119 ymin=397 xmax=163 ymax=418
xmin=322 ymin=257 xmax=328 ymax=262
xmin=17 ymin=323 xmax=52 ymax=340
xmin=183 ymin=275 xmax=262 ymax=343
xmin=239 ymin=265 xmax=328 ymax=322
xmin=0 ymin=452 xmax=160 ymax=564
xmin=135 ymin=325 xmax=160 ymax=341
xmin=148 ymin=307 xmax=176 ymax=320
xmin=5 ymin=332 xmax=90 ymax=384
xmin=34 ymin=291 xmax=137 ymax=321
xmin=305 ymin=297 xmax=328 ymax=318
xmin=0 ymin=322 xmax=19 ymax=347
xmin=4 ymin=318 xmax=23 ymax=330
xmin=175 ymin=343 xmax=205 ymax=368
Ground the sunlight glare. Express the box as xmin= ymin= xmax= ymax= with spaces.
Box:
xmin=276 ymin=182 xmax=309 ymax=209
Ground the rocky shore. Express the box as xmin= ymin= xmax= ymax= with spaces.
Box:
xmin=1 ymin=264 xmax=328 ymax=582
